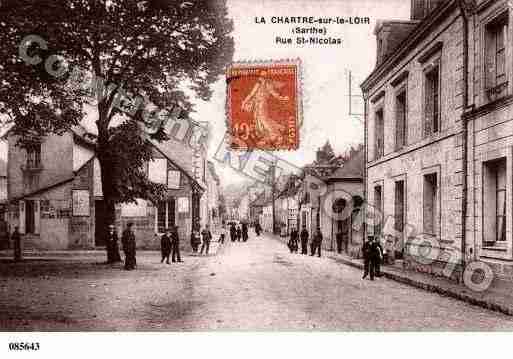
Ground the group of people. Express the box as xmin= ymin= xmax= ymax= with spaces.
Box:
xmin=190 ymin=225 xmax=213 ymax=256
xmin=361 ymin=235 xmax=383 ymax=280
xmin=104 ymin=222 xmax=137 ymax=270
xmin=287 ymin=226 xmax=324 ymax=257
xmin=229 ymin=222 xmax=249 ymax=242
xmin=160 ymin=226 xmax=183 ymax=264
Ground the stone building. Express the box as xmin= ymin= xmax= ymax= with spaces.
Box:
xmin=361 ymin=0 xmax=513 ymax=282
xmin=5 ymin=117 xmax=208 ymax=250
xmin=318 ymin=150 xmax=364 ymax=256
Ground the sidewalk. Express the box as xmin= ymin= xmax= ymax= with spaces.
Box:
xmin=0 ymin=240 xmax=224 ymax=260
xmin=268 ymin=231 xmax=513 ymax=316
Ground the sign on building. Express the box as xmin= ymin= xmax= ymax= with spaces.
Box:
xmin=177 ymin=197 xmax=189 ymax=213
xmin=148 ymin=158 xmax=167 ymax=184
xmin=72 ymin=190 xmax=90 ymax=216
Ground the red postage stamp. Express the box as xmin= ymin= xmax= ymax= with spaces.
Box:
xmin=226 ymin=59 xmax=301 ymax=150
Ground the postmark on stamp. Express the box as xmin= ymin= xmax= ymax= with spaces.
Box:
xmin=226 ymin=59 xmax=301 ymax=150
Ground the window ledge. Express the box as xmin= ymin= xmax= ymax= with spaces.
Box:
xmin=482 ymin=245 xmax=507 ymax=252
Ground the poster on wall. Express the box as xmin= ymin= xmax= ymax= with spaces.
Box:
xmin=167 ymin=170 xmax=181 ymax=189
xmin=177 ymin=197 xmax=189 ymax=213
xmin=148 ymin=158 xmax=167 ymax=184
xmin=72 ymin=190 xmax=90 ymax=216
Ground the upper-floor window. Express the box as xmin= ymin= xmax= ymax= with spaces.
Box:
xmin=485 ymin=13 xmax=508 ymax=101
xmin=374 ymin=108 xmax=384 ymax=159
xmin=395 ymin=90 xmax=407 ymax=150
xmin=26 ymin=143 xmax=41 ymax=169
xmin=424 ymin=64 xmax=440 ymax=137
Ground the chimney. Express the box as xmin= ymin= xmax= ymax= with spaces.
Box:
xmin=411 ymin=0 xmax=448 ymax=20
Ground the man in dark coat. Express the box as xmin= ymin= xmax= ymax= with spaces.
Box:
xmin=106 ymin=224 xmax=122 ymax=264
xmin=160 ymin=228 xmax=172 ymax=264
xmin=254 ymin=222 xmax=261 ymax=236
xmin=171 ymin=225 xmax=182 ymax=263
xmin=300 ymin=226 xmax=309 ymax=255
xmin=236 ymin=224 xmax=242 ymax=242
xmin=12 ymin=226 xmax=21 ymax=262
xmin=242 ymin=223 xmax=249 ymax=242
xmin=288 ymin=228 xmax=299 ymax=253
xmin=336 ymin=229 xmax=343 ymax=254
xmin=190 ymin=227 xmax=201 ymax=253
xmin=230 ymin=223 xmax=236 ymax=242
xmin=121 ymin=222 xmax=137 ymax=270
xmin=200 ymin=225 xmax=212 ymax=255
xmin=310 ymin=228 xmax=323 ymax=257
xmin=370 ymin=237 xmax=384 ymax=278
xmin=361 ymin=237 xmax=372 ymax=280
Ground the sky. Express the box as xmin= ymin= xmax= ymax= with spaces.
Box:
xmin=191 ymin=0 xmax=411 ymax=185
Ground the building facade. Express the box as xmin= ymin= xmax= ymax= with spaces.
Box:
xmin=362 ymin=0 xmax=513 ymax=282
xmin=6 ymin=120 xmax=208 ymax=250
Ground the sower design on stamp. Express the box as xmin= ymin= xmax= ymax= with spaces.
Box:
xmin=227 ymin=60 xmax=301 ymax=150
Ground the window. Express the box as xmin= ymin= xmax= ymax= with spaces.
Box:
xmin=485 ymin=13 xmax=508 ymax=100
xmin=156 ymin=199 xmax=176 ymax=233
xmin=374 ymin=109 xmax=384 ymax=159
xmin=424 ymin=65 xmax=440 ymax=137
xmin=483 ymin=158 xmax=507 ymax=245
xmin=26 ymin=143 xmax=41 ymax=169
xmin=395 ymin=90 xmax=407 ymax=150
xmin=423 ymin=173 xmax=439 ymax=236
xmin=374 ymin=185 xmax=382 ymax=236
xmin=394 ymin=180 xmax=405 ymax=233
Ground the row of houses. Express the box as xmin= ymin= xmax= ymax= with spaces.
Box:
xmin=248 ymin=142 xmax=365 ymax=257
xmin=2 ymin=113 xmax=221 ymax=250
xmin=362 ymin=0 xmax=513 ymax=282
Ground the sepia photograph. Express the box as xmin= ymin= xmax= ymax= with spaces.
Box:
xmin=0 ymin=0 xmax=512 ymax=357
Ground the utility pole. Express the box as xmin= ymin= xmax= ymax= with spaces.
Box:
xmin=271 ymin=161 xmax=277 ymax=235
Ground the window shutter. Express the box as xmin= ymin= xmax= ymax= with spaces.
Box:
xmin=485 ymin=27 xmax=496 ymax=89
xmin=34 ymin=200 xmax=40 ymax=234
xmin=424 ymin=80 xmax=433 ymax=136
xmin=19 ymin=201 xmax=26 ymax=234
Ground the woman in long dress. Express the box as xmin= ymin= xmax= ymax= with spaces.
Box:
xmin=241 ymin=70 xmax=289 ymax=145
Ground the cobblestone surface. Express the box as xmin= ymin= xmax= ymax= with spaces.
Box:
xmin=1 ymin=235 xmax=512 ymax=331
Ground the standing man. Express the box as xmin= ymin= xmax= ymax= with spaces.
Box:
xmin=361 ymin=237 xmax=372 ymax=280
xmin=230 ymin=223 xmax=236 ymax=242
xmin=255 ymin=221 xmax=261 ymax=237
xmin=236 ymin=224 xmax=242 ymax=242
xmin=160 ymin=228 xmax=172 ymax=264
xmin=336 ymin=228 xmax=343 ymax=254
xmin=171 ymin=225 xmax=183 ymax=263
xmin=219 ymin=221 xmax=226 ymax=244
xmin=190 ymin=226 xmax=201 ymax=253
xmin=288 ymin=228 xmax=299 ymax=253
xmin=12 ymin=226 xmax=21 ymax=262
xmin=242 ymin=222 xmax=249 ymax=242
xmin=310 ymin=228 xmax=323 ymax=257
xmin=106 ymin=224 xmax=122 ymax=264
xmin=121 ymin=222 xmax=137 ymax=270
xmin=370 ymin=236 xmax=383 ymax=278
xmin=200 ymin=225 xmax=212 ymax=255
xmin=300 ymin=226 xmax=309 ymax=255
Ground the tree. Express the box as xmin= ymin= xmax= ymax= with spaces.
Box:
xmin=0 ymin=0 xmax=234 ymax=227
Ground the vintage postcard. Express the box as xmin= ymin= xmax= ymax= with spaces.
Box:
xmin=0 ymin=0 xmax=511 ymax=358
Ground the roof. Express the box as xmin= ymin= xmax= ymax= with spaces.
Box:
xmin=361 ymin=0 xmax=456 ymax=92
xmin=326 ymin=149 xmax=364 ymax=182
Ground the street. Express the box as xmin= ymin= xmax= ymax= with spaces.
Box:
xmin=1 ymin=234 xmax=513 ymax=331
